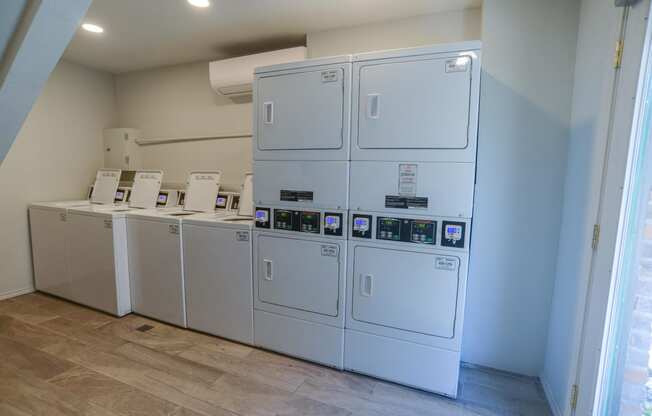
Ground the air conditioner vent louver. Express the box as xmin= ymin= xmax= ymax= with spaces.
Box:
xmin=209 ymin=47 xmax=307 ymax=99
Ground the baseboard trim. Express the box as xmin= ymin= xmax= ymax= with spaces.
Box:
xmin=0 ymin=286 xmax=35 ymax=301
xmin=540 ymin=373 xmax=563 ymax=416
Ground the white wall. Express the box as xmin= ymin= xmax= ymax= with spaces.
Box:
xmin=0 ymin=59 xmax=115 ymax=299
xmin=307 ymin=8 xmax=482 ymax=57
xmin=463 ymin=0 xmax=580 ymax=376
xmin=541 ymin=0 xmax=624 ymax=413
xmin=114 ymin=61 xmax=252 ymax=190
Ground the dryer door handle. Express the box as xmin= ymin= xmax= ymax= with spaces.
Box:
xmin=263 ymin=101 xmax=274 ymax=124
xmin=360 ymin=274 xmax=373 ymax=297
xmin=263 ymin=259 xmax=273 ymax=281
xmin=367 ymin=94 xmax=380 ymax=119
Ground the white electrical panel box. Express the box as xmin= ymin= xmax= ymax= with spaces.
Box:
xmin=103 ymin=128 xmax=142 ymax=170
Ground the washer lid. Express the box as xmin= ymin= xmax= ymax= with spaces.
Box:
xmin=129 ymin=170 xmax=163 ymax=209
xmin=237 ymin=172 xmax=253 ymax=217
xmin=183 ymin=171 xmax=222 ymax=213
xmin=90 ymin=169 xmax=121 ymax=204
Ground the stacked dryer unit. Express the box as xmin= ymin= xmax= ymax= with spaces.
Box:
xmin=253 ymin=56 xmax=351 ymax=368
xmin=345 ymin=42 xmax=481 ymax=397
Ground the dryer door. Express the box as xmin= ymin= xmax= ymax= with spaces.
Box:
xmin=257 ymin=235 xmax=340 ymax=317
xmin=351 ymin=245 xmax=460 ymax=338
xmin=357 ymin=56 xmax=472 ymax=151
xmin=257 ymin=68 xmax=345 ymax=151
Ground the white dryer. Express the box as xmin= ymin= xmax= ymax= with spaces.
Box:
xmin=65 ymin=171 xmax=163 ymax=316
xmin=345 ymin=211 xmax=470 ymax=397
xmin=29 ymin=169 xmax=121 ymax=299
xmin=343 ymin=42 xmax=481 ymax=398
xmin=182 ymin=173 xmax=254 ymax=344
xmin=253 ymin=206 xmax=347 ymax=368
xmin=127 ymin=171 xmax=221 ymax=327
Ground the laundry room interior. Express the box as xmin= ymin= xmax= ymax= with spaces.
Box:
xmin=2 ymin=0 xmax=652 ymax=415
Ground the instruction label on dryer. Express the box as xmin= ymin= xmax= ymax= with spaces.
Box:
xmin=435 ymin=257 xmax=458 ymax=271
xmin=321 ymin=245 xmax=338 ymax=258
xmin=235 ymin=231 xmax=249 ymax=241
xmin=398 ymin=164 xmax=418 ymax=197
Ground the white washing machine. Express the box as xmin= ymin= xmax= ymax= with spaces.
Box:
xmin=343 ymin=42 xmax=481 ymax=398
xmin=127 ymin=171 xmax=222 ymax=327
xmin=29 ymin=169 xmax=121 ymax=299
xmin=64 ymin=171 xmax=163 ymax=316
xmin=182 ymin=173 xmax=254 ymax=344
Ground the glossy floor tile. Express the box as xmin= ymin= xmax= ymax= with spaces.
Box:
xmin=0 ymin=293 xmax=552 ymax=416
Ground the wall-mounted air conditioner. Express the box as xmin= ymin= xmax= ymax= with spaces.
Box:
xmin=209 ymin=46 xmax=307 ymax=98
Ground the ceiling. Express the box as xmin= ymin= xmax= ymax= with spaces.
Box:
xmin=63 ymin=0 xmax=481 ymax=74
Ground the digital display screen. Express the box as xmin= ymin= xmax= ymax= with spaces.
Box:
xmin=115 ymin=190 xmax=124 ymax=201
xmin=158 ymin=193 xmax=168 ymax=203
xmin=355 ymin=218 xmax=368 ymax=226
xmin=414 ymin=223 xmax=429 ymax=232
xmin=216 ymin=196 xmax=227 ymax=208
xmin=256 ymin=211 xmax=267 ymax=219
xmin=326 ymin=216 xmax=338 ymax=225
xmin=277 ymin=211 xmax=291 ymax=221
xmin=448 ymin=227 xmax=458 ymax=233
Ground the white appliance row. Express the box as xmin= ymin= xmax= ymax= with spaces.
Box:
xmin=252 ymin=41 xmax=481 ymax=398
xmin=29 ymin=170 xmax=253 ymax=347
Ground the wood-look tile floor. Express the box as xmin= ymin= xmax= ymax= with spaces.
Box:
xmin=0 ymin=293 xmax=552 ymax=416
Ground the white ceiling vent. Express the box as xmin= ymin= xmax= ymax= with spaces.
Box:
xmin=209 ymin=47 xmax=307 ymax=98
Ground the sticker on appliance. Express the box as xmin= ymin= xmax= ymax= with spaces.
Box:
xmin=321 ymin=245 xmax=338 ymax=257
xmin=435 ymin=257 xmax=458 ymax=271
xmin=398 ymin=164 xmax=418 ymax=197
xmin=445 ymin=57 xmax=470 ymax=73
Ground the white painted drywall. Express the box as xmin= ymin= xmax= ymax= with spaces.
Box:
xmin=0 ymin=60 xmax=115 ymax=299
xmin=463 ymin=0 xmax=581 ymax=376
xmin=306 ymin=8 xmax=482 ymax=57
xmin=541 ymin=0 xmax=623 ymax=413
xmin=114 ymin=61 xmax=253 ymax=190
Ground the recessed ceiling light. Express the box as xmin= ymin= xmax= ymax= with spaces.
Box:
xmin=188 ymin=0 xmax=210 ymax=8
xmin=82 ymin=23 xmax=104 ymax=33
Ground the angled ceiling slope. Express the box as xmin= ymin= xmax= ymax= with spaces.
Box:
xmin=0 ymin=0 xmax=93 ymax=166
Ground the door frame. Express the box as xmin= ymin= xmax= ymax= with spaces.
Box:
xmin=572 ymin=1 xmax=652 ymax=414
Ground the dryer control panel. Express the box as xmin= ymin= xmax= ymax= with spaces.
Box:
xmin=350 ymin=213 xmax=468 ymax=249
xmin=255 ymin=207 xmax=345 ymax=237
xmin=377 ymin=217 xmax=436 ymax=245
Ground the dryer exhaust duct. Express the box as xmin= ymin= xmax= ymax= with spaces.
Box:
xmin=209 ymin=47 xmax=307 ymax=98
